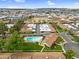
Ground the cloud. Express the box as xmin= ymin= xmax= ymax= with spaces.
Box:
xmin=14 ymin=0 xmax=26 ymax=3
xmin=7 ymin=6 xmax=24 ymax=8
xmin=74 ymin=3 xmax=79 ymax=5
xmin=48 ymin=0 xmax=55 ymax=5
xmin=7 ymin=6 xmax=19 ymax=8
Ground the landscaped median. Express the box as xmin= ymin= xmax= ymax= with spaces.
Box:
xmin=69 ymin=31 xmax=79 ymax=43
xmin=64 ymin=49 xmax=75 ymax=59
xmin=56 ymin=37 xmax=64 ymax=44
xmin=71 ymin=34 xmax=79 ymax=43
xmin=51 ymin=22 xmax=64 ymax=33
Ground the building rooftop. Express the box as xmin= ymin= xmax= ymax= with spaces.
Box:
xmin=20 ymin=24 xmax=54 ymax=33
xmin=0 ymin=52 xmax=65 ymax=59
xmin=41 ymin=33 xmax=57 ymax=47
xmin=27 ymin=24 xmax=51 ymax=32
xmin=0 ymin=53 xmax=12 ymax=59
xmin=11 ymin=52 xmax=65 ymax=59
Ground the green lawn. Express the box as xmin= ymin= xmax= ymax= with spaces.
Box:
xmin=56 ymin=37 xmax=64 ymax=44
xmin=51 ymin=23 xmax=63 ymax=33
xmin=44 ymin=44 xmax=62 ymax=52
xmin=3 ymin=43 xmax=62 ymax=52
xmin=18 ymin=43 xmax=42 ymax=52
xmin=17 ymin=43 xmax=62 ymax=52
xmin=56 ymin=25 xmax=63 ymax=33
xmin=71 ymin=34 xmax=79 ymax=43
xmin=69 ymin=31 xmax=79 ymax=43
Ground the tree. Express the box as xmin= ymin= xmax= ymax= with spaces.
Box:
xmin=28 ymin=15 xmax=34 ymax=19
xmin=65 ymin=50 xmax=75 ymax=59
xmin=0 ymin=22 xmax=8 ymax=39
xmin=28 ymin=16 xmax=34 ymax=23
xmin=4 ymin=31 xmax=24 ymax=52
xmin=0 ymin=39 xmax=6 ymax=50
xmin=10 ymin=20 xmax=24 ymax=33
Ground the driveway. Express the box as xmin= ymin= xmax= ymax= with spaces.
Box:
xmin=58 ymin=32 xmax=79 ymax=58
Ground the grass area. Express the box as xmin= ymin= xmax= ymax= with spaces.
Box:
xmin=44 ymin=44 xmax=62 ymax=52
xmin=64 ymin=50 xmax=75 ymax=59
xmin=19 ymin=43 xmax=62 ymax=52
xmin=18 ymin=43 xmax=42 ymax=52
xmin=71 ymin=34 xmax=79 ymax=42
xmin=26 ymin=31 xmax=34 ymax=34
xmin=56 ymin=25 xmax=63 ymax=33
xmin=2 ymin=43 xmax=62 ymax=52
xmin=51 ymin=23 xmax=63 ymax=33
xmin=56 ymin=37 xmax=64 ymax=44
xmin=69 ymin=31 xmax=79 ymax=43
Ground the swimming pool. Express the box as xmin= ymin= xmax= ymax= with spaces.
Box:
xmin=24 ymin=36 xmax=43 ymax=42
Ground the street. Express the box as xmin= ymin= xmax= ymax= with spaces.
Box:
xmin=58 ymin=32 xmax=79 ymax=58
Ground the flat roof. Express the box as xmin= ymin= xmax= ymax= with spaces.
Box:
xmin=27 ymin=24 xmax=51 ymax=32
xmin=20 ymin=24 xmax=56 ymax=33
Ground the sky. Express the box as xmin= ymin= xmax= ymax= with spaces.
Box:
xmin=0 ymin=0 xmax=79 ymax=8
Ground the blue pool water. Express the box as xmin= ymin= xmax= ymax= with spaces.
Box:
xmin=24 ymin=37 xmax=43 ymax=42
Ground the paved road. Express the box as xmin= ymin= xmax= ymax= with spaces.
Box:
xmin=58 ymin=32 xmax=72 ymax=43
xmin=58 ymin=32 xmax=79 ymax=58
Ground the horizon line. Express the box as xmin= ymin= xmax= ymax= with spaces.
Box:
xmin=0 ymin=7 xmax=79 ymax=9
